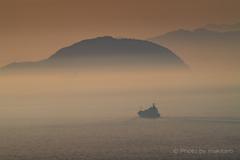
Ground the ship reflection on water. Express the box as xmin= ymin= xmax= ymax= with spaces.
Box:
xmin=138 ymin=103 xmax=160 ymax=118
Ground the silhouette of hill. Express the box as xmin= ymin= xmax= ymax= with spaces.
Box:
xmin=147 ymin=29 xmax=240 ymax=71
xmin=203 ymin=22 xmax=240 ymax=32
xmin=1 ymin=36 xmax=189 ymax=72
xmin=149 ymin=28 xmax=240 ymax=44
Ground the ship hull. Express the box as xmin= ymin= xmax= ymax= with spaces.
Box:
xmin=138 ymin=111 xmax=160 ymax=118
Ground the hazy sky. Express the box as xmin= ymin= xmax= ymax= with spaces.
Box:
xmin=1 ymin=0 xmax=240 ymax=67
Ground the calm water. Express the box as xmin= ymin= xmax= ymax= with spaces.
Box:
xmin=0 ymin=116 xmax=239 ymax=160
xmin=1 ymin=71 xmax=240 ymax=159
xmin=0 ymin=88 xmax=240 ymax=160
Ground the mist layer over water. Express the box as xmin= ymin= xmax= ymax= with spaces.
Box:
xmin=0 ymin=70 xmax=239 ymax=159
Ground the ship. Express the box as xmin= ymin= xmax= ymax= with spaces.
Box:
xmin=138 ymin=103 xmax=160 ymax=118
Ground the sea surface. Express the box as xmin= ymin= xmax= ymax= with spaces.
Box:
xmin=0 ymin=71 xmax=240 ymax=159
xmin=0 ymin=88 xmax=240 ymax=160
xmin=0 ymin=116 xmax=239 ymax=160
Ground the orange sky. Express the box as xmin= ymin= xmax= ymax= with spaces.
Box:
xmin=0 ymin=0 xmax=240 ymax=68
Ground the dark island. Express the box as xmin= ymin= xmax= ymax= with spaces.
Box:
xmin=1 ymin=36 xmax=189 ymax=72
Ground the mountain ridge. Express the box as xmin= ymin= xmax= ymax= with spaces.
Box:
xmin=147 ymin=28 xmax=240 ymax=71
xmin=202 ymin=22 xmax=240 ymax=32
xmin=1 ymin=36 xmax=190 ymax=71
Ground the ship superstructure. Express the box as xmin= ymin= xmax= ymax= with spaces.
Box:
xmin=138 ymin=103 xmax=160 ymax=118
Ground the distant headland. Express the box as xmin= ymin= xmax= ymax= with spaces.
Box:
xmin=1 ymin=36 xmax=190 ymax=72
